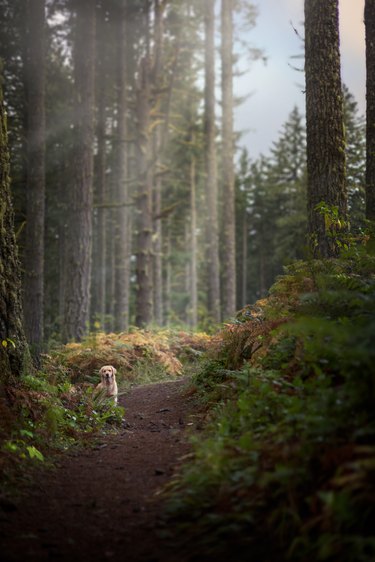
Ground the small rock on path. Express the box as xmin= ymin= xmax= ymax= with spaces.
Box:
xmin=0 ymin=378 xmax=197 ymax=562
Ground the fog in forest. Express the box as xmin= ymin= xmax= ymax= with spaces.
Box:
xmin=0 ymin=0 xmax=367 ymax=344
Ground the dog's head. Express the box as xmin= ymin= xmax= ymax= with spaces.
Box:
xmin=99 ymin=365 xmax=117 ymax=385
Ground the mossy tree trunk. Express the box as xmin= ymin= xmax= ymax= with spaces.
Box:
xmin=365 ymin=0 xmax=375 ymax=221
xmin=304 ymin=0 xmax=347 ymax=257
xmin=0 ymin=75 xmax=30 ymax=382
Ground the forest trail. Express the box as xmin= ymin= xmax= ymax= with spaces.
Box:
xmin=0 ymin=378 xmax=196 ymax=562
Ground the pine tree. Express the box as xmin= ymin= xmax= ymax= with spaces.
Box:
xmin=343 ymin=85 xmax=366 ymax=229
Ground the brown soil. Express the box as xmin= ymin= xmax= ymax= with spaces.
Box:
xmin=0 ymin=378 xmax=198 ymax=562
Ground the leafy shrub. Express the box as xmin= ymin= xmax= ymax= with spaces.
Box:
xmin=166 ymin=243 xmax=375 ymax=561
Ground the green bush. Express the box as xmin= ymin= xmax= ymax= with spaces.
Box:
xmin=166 ymin=242 xmax=375 ymax=561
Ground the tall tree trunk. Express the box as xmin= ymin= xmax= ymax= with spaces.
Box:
xmin=189 ymin=149 xmax=198 ymax=329
xmin=221 ymin=0 xmax=236 ymax=319
xmin=92 ymin=1 xmax=108 ymax=329
xmin=164 ymin=218 xmax=172 ymax=326
xmin=304 ymin=0 xmax=347 ymax=257
xmin=135 ymin=57 xmax=153 ymax=327
xmin=204 ymin=0 xmax=221 ymax=323
xmin=0 ymin=76 xmax=30 ymax=381
xmin=153 ymin=165 xmax=163 ymax=326
xmin=105 ymin=205 xmax=116 ymax=333
xmin=152 ymin=0 xmax=165 ymax=327
xmin=62 ymin=0 xmax=96 ymax=342
xmin=114 ymin=4 xmax=130 ymax=332
xmin=241 ymin=212 xmax=248 ymax=307
xmin=365 ymin=0 xmax=375 ymax=220
xmin=23 ymin=0 xmax=45 ymax=361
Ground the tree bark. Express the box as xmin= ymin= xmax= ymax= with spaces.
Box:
xmin=204 ymin=0 xmax=221 ymax=323
xmin=23 ymin=0 xmax=45 ymax=361
xmin=0 ymin=75 xmax=30 ymax=381
xmin=91 ymin=0 xmax=108 ymax=330
xmin=304 ymin=0 xmax=347 ymax=257
xmin=365 ymin=0 xmax=375 ymax=220
xmin=189 ymin=148 xmax=198 ymax=329
xmin=221 ymin=0 xmax=236 ymax=318
xmin=153 ymin=163 xmax=163 ymax=326
xmin=241 ymin=211 xmax=248 ymax=307
xmin=135 ymin=56 xmax=153 ymax=327
xmin=114 ymin=4 xmax=130 ymax=332
xmin=62 ymin=0 xmax=96 ymax=342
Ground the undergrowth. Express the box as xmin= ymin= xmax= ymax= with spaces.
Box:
xmin=0 ymin=329 xmax=210 ymax=499
xmin=165 ymin=242 xmax=375 ymax=561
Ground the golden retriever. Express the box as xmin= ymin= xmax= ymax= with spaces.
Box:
xmin=95 ymin=365 xmax=118 ymax=404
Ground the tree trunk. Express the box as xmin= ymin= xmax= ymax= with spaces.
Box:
xmin=23 ymin=0 xmax=45 ymax=361
xmin=135 ymin=57 xmax=153 ymax=327
xmin=164 ymin=218 xmax=172 ymax=327
xmin=221 ymin=0 xmax=236 ymax=319
xmin=204 ymin=0 xmax=221 ymax=323
xmin=365 ymin=0 xmax=375 ymax=220
xmin=304 ymin=0 xmax=347 ymax=257
xmin=0 ymin=76 xmax=30 ymax=381
xmin=189 ymin=149 xmax=198 ymax=329
xmin=241 ymin=212 xmax=248 ymax=307
xmin=153 ymin=165 xmax=163 ymax=326
xmin=92 ymin=1 xmax=108 ymax=329
xmin=62 ymin=0 xmax=96 ymax=342
xmin=114 ymin=5 xmax=130 ymax=332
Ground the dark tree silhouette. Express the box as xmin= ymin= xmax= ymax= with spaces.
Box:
xmin=62 ymin=0 xmax=96 ymax=341
xmin=0 ymin=72 xmax=30 ymax=381
xmin=23 ymin=0 xmax=46 ymax=361
xmin=365 ymin=0 xmax=375 ymax=220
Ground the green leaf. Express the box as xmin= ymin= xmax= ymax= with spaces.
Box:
xmin=26 ymin=446 xmax=44 ymax=462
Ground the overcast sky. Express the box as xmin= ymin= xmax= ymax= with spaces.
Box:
xmin=233 ymin=0 xmax=366 ymax=159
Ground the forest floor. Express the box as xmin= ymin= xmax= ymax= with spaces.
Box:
xmin=0 ymin=377 xmax=199 ymax=562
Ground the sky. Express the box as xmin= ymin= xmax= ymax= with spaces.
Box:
xmin=233 ymin=0 xmax=366 ymax=159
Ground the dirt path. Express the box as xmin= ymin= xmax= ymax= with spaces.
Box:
xmin=0 ymin=378 xmax=196 ymax=562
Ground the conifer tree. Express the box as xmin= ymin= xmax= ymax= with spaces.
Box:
xmin=343 ymin=86 xmax=366 ymax=228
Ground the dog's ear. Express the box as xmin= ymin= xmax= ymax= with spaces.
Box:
xmin=112 ymin=366 xmax=117 ymax=375
xmin=99 ymin=366 xmax=104 ymax=375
